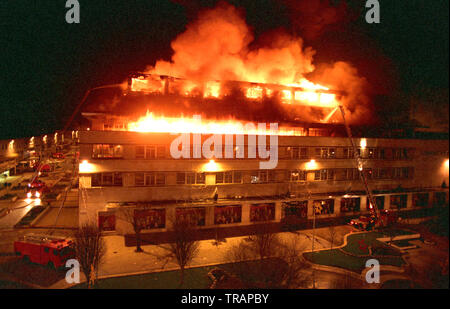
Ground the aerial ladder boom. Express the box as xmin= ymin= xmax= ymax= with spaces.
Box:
xmin=338 ymin=105 xmax=383 ymax=225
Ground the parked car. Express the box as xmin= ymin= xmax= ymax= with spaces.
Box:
xmin=52 ymin=152 xmax=65 ymax=159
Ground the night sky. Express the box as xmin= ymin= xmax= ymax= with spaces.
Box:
xmin=1 ymin=0 xmax=448 ymax=139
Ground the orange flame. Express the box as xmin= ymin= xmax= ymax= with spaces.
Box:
xmin=127 ymin=112 xmax=307 ymax=136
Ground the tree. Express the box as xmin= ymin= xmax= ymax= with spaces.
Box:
xmin=156 ymin=218 xmax=200 ymax=287
xmin=73 ymin=223 xmax=106 ymax=288
xmin=225 ymin=207 xmax=310 ymax=288
xmin=117 ymin=204 xmax=149 ymax=252
xmin=225 ymin=234 xmax=311 ymax=288
xmin=246 ymin=208 xmax=279 ymax=260
xmin=327 ymin=225 xmax=337 ymax=249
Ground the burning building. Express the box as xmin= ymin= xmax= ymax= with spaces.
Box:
xmin=76 ymin=4 xmax=448 ymax=242
xmin=77 ymin=73 xmax=449 ymax=242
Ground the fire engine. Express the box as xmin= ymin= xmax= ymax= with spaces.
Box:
xmin=14 ymin=234 xmax=75 ymax=269
xmin=349 ymin=209 xmax=399 ymax=231
xmin=26 ymin=179 xmax=49 ymax=198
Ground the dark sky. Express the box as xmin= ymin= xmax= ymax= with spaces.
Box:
xmin=1 ymin=0 xmax=448 ymax=139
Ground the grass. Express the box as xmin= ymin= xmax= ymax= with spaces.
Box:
xmin=389 ymin=239 xmax=414 ymax=248
xmin=304 ymin=249 xmax=404 ymax=273
xmin=14 ymin=206 xmax=46 ymax=227
xmin=0 ymin=280 xmax=30 ymax=289
xmin=303 ymin=231 xmax=406 ymax=273
xmin=381 ymin=279 xmax=421 ymax=289
xmin=70 ymin=259 xmax=281 ymax=289
xmin=71 ymin=265 xmax=216 ymax=289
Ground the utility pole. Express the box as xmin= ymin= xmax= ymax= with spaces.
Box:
xmin=309 ymin=189 xmax=316 ymax=289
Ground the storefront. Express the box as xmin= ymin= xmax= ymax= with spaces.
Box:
xmin=250 ymin=203 xmax=275 ymax=222
xmin=214 ymin=205 xmax=242 ymax=225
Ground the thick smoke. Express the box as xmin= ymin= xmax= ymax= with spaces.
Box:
xmin=144 ymin=2 xmax=372 ymax=124
xmin=149 ymin=2 xmax=315 ymax=84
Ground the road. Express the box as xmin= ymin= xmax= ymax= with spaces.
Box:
xmin=0 ymin=150 xmax=77 ymax=230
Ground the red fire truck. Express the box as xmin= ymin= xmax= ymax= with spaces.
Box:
xmin=14 ymin=234 xmax=75 ymax=269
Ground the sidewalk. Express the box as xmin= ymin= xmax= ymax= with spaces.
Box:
xmin=50 ymin=227 xmax=335 ymax=289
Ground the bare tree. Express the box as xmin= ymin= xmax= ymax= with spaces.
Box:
xmin=225 ymin=234 xmax=310 ymax=288
xmin=327 ymin=225 xmax=337 ymax=249
xmin=73 ymin=223 xmax=106 ymax=288
xmin=246 ymin=208 xmax=279 ymax=260
xmin=156 ymin=218 xmax=200 ymax=287
xmin=117 ymin=204 xmax=149 ymax=252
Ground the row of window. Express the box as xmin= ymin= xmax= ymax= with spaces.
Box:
xmin=89 ymin=167 xmax=414 ymax=187
xmin=90 ymin=144 xmax=414 ymax=160
xmin=98 ymin=203 xmax=274 ymax=231
xmin=98 ymin=192 xmax=448 ymax=231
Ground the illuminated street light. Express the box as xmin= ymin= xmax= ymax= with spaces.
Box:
xmin=360 ymin=138 xmax=367 ymax=150
xmin=306 ymin=159 xmax=317 ymax=170
xmin=203 ymin=159 xmax=219 ymax=172
xmin=79 ymin=160 xmax=95 ymax=173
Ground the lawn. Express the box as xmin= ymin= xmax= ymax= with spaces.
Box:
xmin=70 ymin=259 xmax=282 ymax=289
xmin=71 ymin=265 xmax=216 ymax=289
xmin=303 ymin=231 xmax=406 ymax=273
xmin=0 ymin=280 xmax=30 ymax=289
xmin=304 ymin=249 xmax=404 ymax=273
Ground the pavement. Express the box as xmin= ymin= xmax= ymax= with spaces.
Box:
xmin=49 ymin=225 xmax=365 ymax=289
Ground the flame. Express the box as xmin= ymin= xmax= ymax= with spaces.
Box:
xmin=130 ymin=75 xmax=338 ymax=108
xmin=127 ymin=112 xmax=305 ymax=136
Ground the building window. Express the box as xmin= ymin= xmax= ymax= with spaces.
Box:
xmin=177 ymin=172 xmax=186 ymax=185
xmin=340 ymin=197 xmax=361 ymax=213
xmin=176 ymin=172 xmax=196 ymax=185
xmin=135 ymin=172 xmax=165 ymax=186
xmin=315 ymin=169 xmax=334 ymax=181
xmin=313 ymin=199 xmax=334 ymax=215
xmin=135 ymin=173 xmax=145 ymax=186
xmin=136 ymin=146 xmax=145 ymax=159
xmin=156 ymin=173 xmax=166 ymax=185
xmin=366 ymin=196 xmax=385 ymax=210
xmin=344 ymin=168 xmax=359 ymax=180
xmin=367 ymin=148 xmax=377 ymax=159
xmin=250 ymin=170 xmax=275 ymax=183
xmin=196 ymin=173 xmax=206 ymax=184
xmin=214 ymin=205 xmax=242 ymax=225
xmin=98 ymin=212 xmax=115 ymax=231
xmin=233 ymin=171 xmax=242 ymax=184
xmin=392 ymin=148 xmax=404 ymax=160
xmin=378 ymin=168 xmax=389 ymax=179
xmin=176 ymin=207 xmax=206 ymax=226
xmin=216 ymin=172 xmax=224 ymax=184
xmin=134 ymin=208 xmax=165 ymax=229
xmin=250 ymin=203 xmax=275 ymax=222
xmin=91 ymin=173 xmax=122 ymax=187
xmin=186 ymin=173 xmax=196 ymax=184
xmin=157 ymin=146 xmax=166 ymax=158
xmin=92 ymin=144 xmax=123 ymax=159
xmin=289 ymin=170 xmax=306 ymax=182
xmin=315 ymin=147 xmax=336 ymax=159
xmin=290 ymin=147 xmax=308 ymax=159
xmin=282 ymin=201 xmax=308 ymax=219
xmin=412 ymin=193 xmax=429 ymax=208
xmin=433 ymin=192 xmax=447 ymax=207
xmin=136 ymin=146 xmax=158 ymax=159
xmin=390 ymin=194 xmax=407 ymax=209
